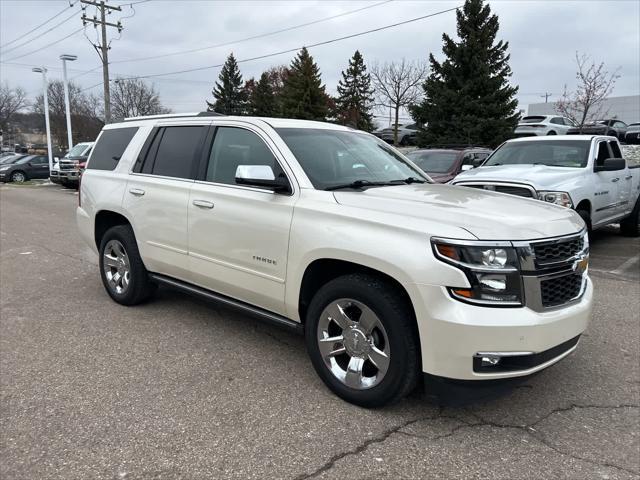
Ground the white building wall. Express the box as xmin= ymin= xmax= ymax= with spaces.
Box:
xmin=527 ymin=95 xmax=640 ymax=124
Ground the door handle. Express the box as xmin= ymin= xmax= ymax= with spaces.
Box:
xmin=625 ymin=175 xmax=633 ymax=180
xmin=129 ymin=188 xmax=145 ymax=196
xmin=611 ymin=178 xmax=620 ymax=182
xmin=192 ymin=199 xmax=214 ymax=209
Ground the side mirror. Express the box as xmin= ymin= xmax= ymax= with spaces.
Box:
xmin=460 ymin=164 xmax=474 ymax=171
xmin=595 ymin=157 xmax=626 ymax=172
xmin=235 ymin=165 xmax=291 ymax=193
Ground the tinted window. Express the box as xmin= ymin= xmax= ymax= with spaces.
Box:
xmin=32 ymin=156 xmax=48 ymax=164
xmin=609 ymin=141 xmax=622 ymax=158
xmin=151 ymin=126 xmax=205 ymax=179
xmin=550 ymin=117 xmax=563 ymax=125
xmin=88 ymin=127 xmax=138 ymax=171
xmin=206 ymin=127 xmax=282 ymax=185
xmin=596 ymin=142 xmax=610 ymax=166
xmin=520 ymin=116 xmax=546 ymax=123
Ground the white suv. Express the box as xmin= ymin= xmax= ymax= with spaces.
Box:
xmin=77 ymin=113 xmax=593 ymax=407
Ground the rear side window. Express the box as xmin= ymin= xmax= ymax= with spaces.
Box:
xmin=150 ymin=126 xmax=206 ymax=179
xmin=87 ymin=127 xmax=138 ymax=171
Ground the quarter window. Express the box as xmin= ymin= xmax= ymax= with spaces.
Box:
xmin=206 ymin=127 xmax=283 ymax=186
xmin=87 ymin=127 xmax=138 ymax=171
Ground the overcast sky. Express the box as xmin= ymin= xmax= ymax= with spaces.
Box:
xmin=1 ymin=0 xmax=639 ymax=125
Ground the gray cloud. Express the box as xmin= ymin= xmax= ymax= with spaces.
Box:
xmin=1 ymin=0 xmax=638 ymax=124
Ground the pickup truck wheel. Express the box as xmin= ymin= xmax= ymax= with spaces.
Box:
xmin=99 ymin=225 xmax=155 ymax=305
xmin=620 ymin=200 xmax=640 ymax=236
xmin=305 ymin=274 xmax=419 ymax=408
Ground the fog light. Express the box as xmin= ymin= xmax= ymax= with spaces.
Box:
xmin=478 ymin=274 xmax=507 ymax=291
xmin=481 ymin=355 xmax=501 ymax=367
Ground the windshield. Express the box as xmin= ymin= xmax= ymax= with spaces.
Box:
xmin=0 ymin=155 xmax=26 ymax=165
xmin=407 ymin=151 xmax=458 ymax=173
xmin=65 ymin=143 xmax=89 ymax=158
xmin=276 ymin=128 xmax=429 ymax=190
xmin=484 ymin=140 xmax=590 ymax=168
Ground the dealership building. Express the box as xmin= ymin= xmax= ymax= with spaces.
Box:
xmin=527 ymin=94 xmax=640 ymax=124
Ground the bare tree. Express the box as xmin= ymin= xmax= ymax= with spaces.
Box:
xmin=111 ymin=78 xmax=171 ymax=121
xmin=0 ymin=82 xmax=28 ymax=130
xmin=555 ymin=52 xmax=620 ymax=131
xmin=370 ymin=59 xmax=428 ymax=144
xmin=34 ymin=80 xmax=103 ymax=149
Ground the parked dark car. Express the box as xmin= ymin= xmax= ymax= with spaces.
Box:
xmin=405 ymin=147 xmax=492 ymax=183
xmin=624 ymin=123 xmax=640 ymax=145
xmin=567 ymin=119 xmax=628 ymax=141
xmin=0 ymin=155 xmax=50 ymax=183
xmin=0 ymin=153 xmax=28 ymax=165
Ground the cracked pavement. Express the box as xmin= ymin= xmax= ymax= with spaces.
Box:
xmin=1 ymin=184 xmax=639 ymax=479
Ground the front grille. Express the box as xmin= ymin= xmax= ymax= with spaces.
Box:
xmin=463 ymin=184 xmax=534 ymax=198
xmin=534 ymin=236 xmax=584 ymax=265
xmin=59 ymin=162 xmax=76 ymax=171
xmin=540 ymin=273 xmax=583 ymax=307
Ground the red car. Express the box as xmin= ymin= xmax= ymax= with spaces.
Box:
xmin=406 ymin=147 xmax=492 ymax=183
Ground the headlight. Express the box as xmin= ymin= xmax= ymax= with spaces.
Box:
xmin=539 ymin=191 xmax=573 ymax=208
xmin=431 ymin=238 xmax=523 ymax=306
xmin=0 ymin=166 xmax=10 ymax=171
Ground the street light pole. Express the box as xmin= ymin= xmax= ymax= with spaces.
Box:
xmin=32 ymin=67 xmax=53 ymax=172
xmin=60 ymin=54 xmax=78 ymax=152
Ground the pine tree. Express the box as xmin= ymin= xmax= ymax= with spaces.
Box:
xmin=335 ymin=50 xmax=375 ymax=131
xmin=411 ymin=0 xmax=519 ymax=147
xmin=206 ymin=53 xmax=247 ymax=115
xmin=281 ymin=48 xmax=328 ymax=121
xmin=249 ymin=72 xmax=277 ymax=117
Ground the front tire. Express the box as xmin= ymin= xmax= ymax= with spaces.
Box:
xmin=305 ymin=274 xmax=419 ymax=408
xmin=99 ymin=225 xmax=155 ymax=305
xmin=577 ymin=208 xmax=592 ymax=234
xmin=10 ymin=171 xmax=27 ymax=183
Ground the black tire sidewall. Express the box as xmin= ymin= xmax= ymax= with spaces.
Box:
xmin=98 ymin=225 xmax=151 ymax=305
xmin=305 ymin=275 xmax=418 ymax=408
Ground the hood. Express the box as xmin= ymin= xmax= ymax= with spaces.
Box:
xmin=452 ymin=164 xmax=584 ymax=189
xmin=333 ymin=184 xmax=583 ymax=241
xmin=427 ymin=172 xmax=455 ymax=184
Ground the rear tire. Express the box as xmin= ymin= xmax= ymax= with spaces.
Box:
xmin=620 ymin=199 xmax=640 ymax=237
xmin=547 ymin=131 xmax=557 ymax=135
xmin=99 ymin=225 xmax=156 ymax=305
xmin=305 ymin=273 xmax=419 ymax=408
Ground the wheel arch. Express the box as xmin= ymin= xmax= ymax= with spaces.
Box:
xmin=576 ymin=199 xmax=592 ymax=216
xmin=94 ymin=209 xmax=133 ymax=250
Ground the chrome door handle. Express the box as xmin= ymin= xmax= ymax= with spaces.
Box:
xmin=192 ymin=199 xmax=214 ymax=209
xmin=611 ymin=178 xmax=620 ymax=182
xmin=625 ymin=175 xmax=633 ymax=180
xmin=129 ymin=188 xmax=145 ymax=196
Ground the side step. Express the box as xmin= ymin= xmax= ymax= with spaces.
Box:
xmin=148 ymin=273 xmax=303 ymax=334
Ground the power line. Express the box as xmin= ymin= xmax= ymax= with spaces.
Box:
xmin=110 ymin=0 xmax=393 ymax=65
xmin=0 ymin=1 xmax=78 ymax=49
xmin=2 ymin=27 xmax=85 ymax=62
xmin=118 ymin=6 xmax=460 ymax=81
xmin=0 ymin=8 xmax=80 ymax=56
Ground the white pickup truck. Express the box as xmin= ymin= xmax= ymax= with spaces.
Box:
xmin=78 ymin=114 xmax=592 ymax=407
xmin=452 ymin=135 xmax=640 ymax=235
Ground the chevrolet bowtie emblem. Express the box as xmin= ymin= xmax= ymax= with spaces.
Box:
xmin=573 ymin=255 xmax=589 ymax=275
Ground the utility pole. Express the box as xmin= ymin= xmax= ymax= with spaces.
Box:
xmin=541 ymin=92 xmax=552 ymax=103
xmin=81 ymin=0 xmax=122 ymax=124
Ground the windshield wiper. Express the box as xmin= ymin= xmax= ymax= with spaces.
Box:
xmin=325 ymin=180 xmax=401 ymax=191
xmin=396 ymin=176 xmax=426 ymax=184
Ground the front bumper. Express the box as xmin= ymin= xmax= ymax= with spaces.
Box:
xmin=406 ymin=277 xmax=593 ymax=380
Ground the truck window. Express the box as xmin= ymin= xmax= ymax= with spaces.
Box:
xmin=609 ymin=141 xmax=623 ymax=159
xmin=149 ymin=126 xmax=206 ymax=179
xmin=595 ymin=142 xmax=611 ymax=167
xmin=206 ymin=127 xmax=284 ymax=186
xmin=87 ymin=127 xmax=138 ymax=171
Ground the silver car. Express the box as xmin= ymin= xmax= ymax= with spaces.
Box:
xmin=514 ymin=115 xmax=576 ymax=137
xmin=379 ymin=123 xmax=419 ymax=145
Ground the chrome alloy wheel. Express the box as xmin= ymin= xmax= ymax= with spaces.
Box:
xmin=103 ymin=239 xmax=131 ymax=295
xmin=317 ymin=298 xmax=390 ymax=390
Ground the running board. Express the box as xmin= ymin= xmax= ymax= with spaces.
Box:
xmin=148 ymin=273 xmax=303 ymax=333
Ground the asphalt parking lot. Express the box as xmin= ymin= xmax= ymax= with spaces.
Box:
xmin=1 ymin=183 xmax=639 ymax=480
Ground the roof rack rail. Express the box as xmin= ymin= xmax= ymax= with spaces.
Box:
xmin=123 ymin=112 xmax=225 ymax=122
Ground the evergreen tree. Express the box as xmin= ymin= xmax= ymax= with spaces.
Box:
xmin=411 ymin=0 xmax=519 ymax=147
xmin=335 ymin=50 xmax=375 ymax=131
xmin=206 ymin=53 xmax=247 ymax=115
xmin=281 ymin=48 xmax=328 ymax=120
xmin=249 ymin=72 xmax=277 ymax=116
